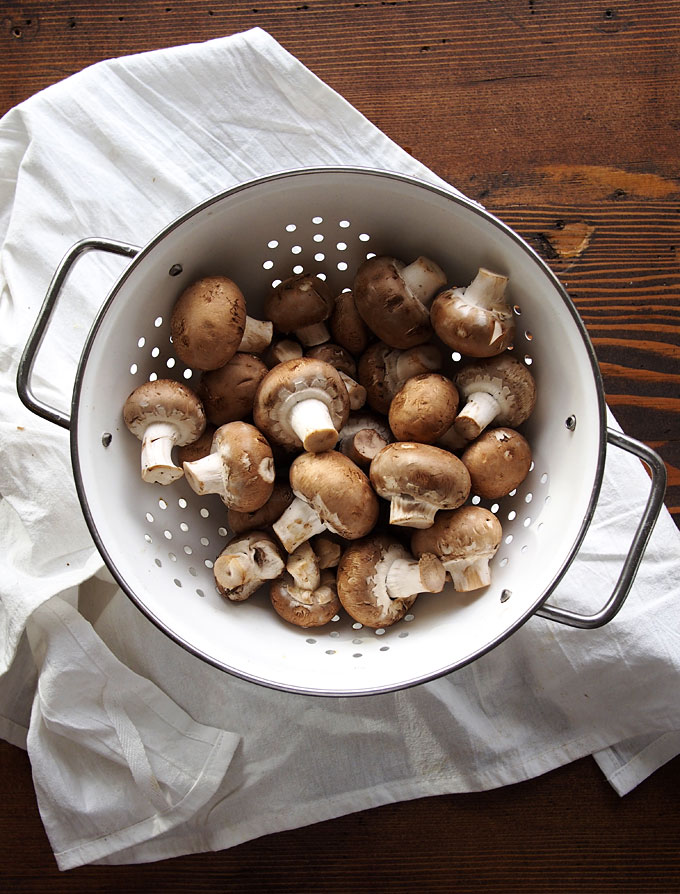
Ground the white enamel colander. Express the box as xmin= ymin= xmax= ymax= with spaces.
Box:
xmin=18 ymin=167 xmax=666 ymax=697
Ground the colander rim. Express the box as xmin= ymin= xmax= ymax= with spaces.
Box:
xmin=69 ymin=165 xmax=608 ymax=696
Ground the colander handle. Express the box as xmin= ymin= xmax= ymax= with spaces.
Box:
xmin=17 ymin=237 xmax=139 ymax=429
xmin=535 ymin=428 xmax=667 ymax=629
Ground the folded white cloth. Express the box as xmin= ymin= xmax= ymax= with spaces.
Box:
xmin=1 ymin=27 xmax=679 ymax=871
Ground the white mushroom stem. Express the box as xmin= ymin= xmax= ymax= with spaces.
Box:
xmin=312 ymin=534 xmax=343 ymax=569
xmin=338 ymin=371 xmax=367 ymax=411
xmin=140 ymin=421 xmax=183 ymax=484
xmin=391 ymin=344 xmax=442 ymax=387
xmin=266 ymin=339 xmax=303 ymax=367
xmin=454 ymin=391 xmax=502 ymax=440
xmin=182 ymin=452 xmax=224 ymax=496
xmin=239 ymin=316 xmax=274 ymax=353
xmin=282 ymin=573 xmax=337 ymax=607
xmin=400 ymin=256 xmax=447 ymax=307
xmin=286 ymin=541 xmax=321 ymax=591
xmin=214 ymin=554 xmax=248 ymax=591
xmin=273 ymin=496 xmax=328 ymax=553
xmin=388 ymin=494 xmax=440 ymax=529
xmin=295 ymin=321 xmax=330 ymax=347
xmin=437 ymin=424 xmax=469 ymax=452
xmin=288 ymin=397 xmax=339 ymax=452
xmin=385 ymin=553 xmax=446 ymax=600
xmin=341 ymin=427 xmax=389 ymax=466
xmin=463 ymin=268 xmax=509 ymax=309
xmin=441 ymin=555 xmax=495 ymax=592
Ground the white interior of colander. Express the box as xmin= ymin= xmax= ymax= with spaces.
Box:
xmin=73 ymin=169 xmax=604 ymax=695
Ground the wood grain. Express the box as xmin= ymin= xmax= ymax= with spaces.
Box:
xmin=2 ymin=0 xmax=678 ymax=522
xmin=0 ymin=738 xmax=678 ymax=891
xmin=1 ymin=0 xmax=679 ymax=886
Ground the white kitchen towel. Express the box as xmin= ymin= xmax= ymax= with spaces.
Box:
xmin=25 ymin=590 xmax=240 ymax=869
xmin=0 ymin=27 xmax=679 ymax=870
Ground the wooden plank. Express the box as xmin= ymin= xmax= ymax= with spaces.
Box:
xmin=0 ymin=2 xmax=678 ymax=886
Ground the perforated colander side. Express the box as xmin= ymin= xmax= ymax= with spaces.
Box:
xmin=71 ymin=168 xmax=606 ymax=696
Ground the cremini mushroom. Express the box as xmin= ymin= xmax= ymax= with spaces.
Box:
xmin=286 ymin=540 xmax=321 ymax=591
xmin=369 ymin=442 xmax=471 ymax=529
xmin=310 ymin=532 xmax=346 ymax=569
xmin=264 ymin=272 xmax=335 ymax=346
xmin=238 ymin=316 xmax=274 ymax=354
xmin=358 ymin=341 xmax=443 ymax=415
xmin=183 ymin=421 xmax=275 ymax=512
xmin=461 ymin=427 xmax=532 ymax=499
xmin=197 ymin=352 xmax=268 ymax=426
xmin=270 ymin=568 xmax=341 ymax=628
xmin=337 ymin=411 xmax=393 ymax=468
xmin=336 ymin=534 xmax=446 ymax=628
xmin=272 ymin=450 xmax=379 ymax=553
xmin=253 ymin=357 xmax=351 ymax=453
xmin=170 ymin=275 xmax=247 ymax=370
xmin=388 ymin=372 xmax=460 ymax=444
xmin=226 ymin=480 xmax=295 ymax=536
xmin=123 ymin=378 xmax=206 ymax=485
xmin=307 ymin=343 xmax=366 ymax=410
xmin=329 ymin=289 xmax=371 ymax=356
xmin=306 ymin=342 xmax=357 ymax=377
xmin=214 ymin=530 xmax=285 ymax=602
xmin=411 ymin=505 xmax=503 ymax=592
xmin=337 ymin=371 xmax=367 ymax=411
xmin=263 ymin=337 xmax=303 ymax=369
xmin=430 ymin=267 xmax=515 ymax=357
xmin=453 ymin=354 xmax=537 ymax=441
xmin=353 ymin=255 xmax=447 ymax=349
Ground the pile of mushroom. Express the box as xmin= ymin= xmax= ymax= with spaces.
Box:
xmin=123 ymin=255 xmax=537 ymax=630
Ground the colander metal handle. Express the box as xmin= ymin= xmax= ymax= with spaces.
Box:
xmin=535 ymin=428 xmax=667 ymax=629
xmin=17 ymin=238 xmax=139 ymax=429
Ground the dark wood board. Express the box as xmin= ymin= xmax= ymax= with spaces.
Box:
xmin=1 ymin=1 xmax=679 ymax=888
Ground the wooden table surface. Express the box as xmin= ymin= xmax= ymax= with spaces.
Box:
xmin=1 ymin=1 xmax=679 ymax=889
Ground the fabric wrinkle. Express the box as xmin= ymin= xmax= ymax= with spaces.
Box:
xmin=0 ymin=26 xmax=678 ymax=870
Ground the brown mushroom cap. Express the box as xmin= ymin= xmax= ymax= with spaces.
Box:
xmin=329 ymin=289 xmax=371 ymax=356
xmin=264 ymin=273 xmax=335 ymax=345
xmin=272 ymin=451 xmax=379 ymax=553
xmin=270 ymin=568 xmax=341 ymax=628
xmin=357 ymin=341 xmax=443 ymax=415
xmin=430 ymin=267 xmax=515 ymax=358
xmin=388 ymin=373 xmax=460 ymax=443
xmin=253 ymin=357 xmax=351 ymax=453
xmin=289 ymin=450 xmax=379 ymax=540
xmin=197 ymin=352 xmax=268 ymax=426
xmin=369 ymin=442 xmax=471 ymax=528
xmin=306 ymin=342 xmax=357 ymax=377
xmin=453 ymin=354 xmax=537 ymax=441
xmin=170 ymin=276 xmax=247 ymax=370
xmin=123 ymin=378 xmax=206 ymax=484
xmin=461 ymin=427 xmax=532 ymax=500
xmin=336 ymin=534 xmax=445 ymax=628
xmin=352 ymin=256 xmax=435 ymax=349
xmin=183 ymin=421 xmax=275 ymax=512
xmin=411 ymin=505 xmax=503 ymax=592
xmin=214 ymin=530 xmax=285 ymax=602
